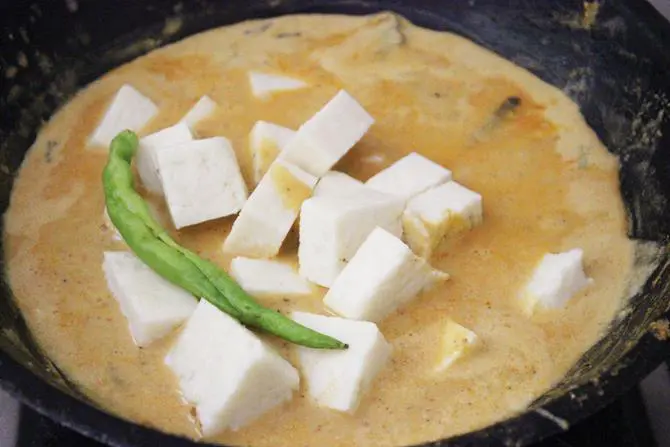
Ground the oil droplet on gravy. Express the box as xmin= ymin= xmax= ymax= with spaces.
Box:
xmin=4 ymin=12 xmax=636 ymax=447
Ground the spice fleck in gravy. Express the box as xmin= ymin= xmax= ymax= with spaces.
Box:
xmin=4 ymin=12 xmax=634 ymax=447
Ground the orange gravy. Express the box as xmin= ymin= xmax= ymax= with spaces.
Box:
xmin=4 ymin=12 xmax=634 ymax=447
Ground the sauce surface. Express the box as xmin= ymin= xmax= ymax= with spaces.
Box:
xmin=4 ymin=12 xmax=634 ymax=447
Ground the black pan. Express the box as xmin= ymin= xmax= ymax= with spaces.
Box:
xmin=1 ymin=0 xmax=669 ymax=445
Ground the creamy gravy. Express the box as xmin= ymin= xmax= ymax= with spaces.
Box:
xmin=4 ymin=12 xmax=634 ymax=447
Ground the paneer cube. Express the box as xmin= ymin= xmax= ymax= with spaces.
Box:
xmin=155 ymin=137 xmax=248 ymax=229
xmin=223 ymin=159 xmax=317 ymax=258
xmin=165 ymin=300 xmax=299 ymax=436
xmin=249 ymin=121 xmax=296 ymax=184
xmin=136 ymin=123 xmax=194 ymax=194
xmin=102 ymin=251 xmax=197 ymax=347
xmin=249 ymin=71 xmax=308 ymax=99
xmin=179 ymin=95 xmax=218 ymax=130
xmin=435 ymin=319 xmax=479 ymax=373
xmin=403 ymin=181 xmax=483 ymax=258
xmin=365 ymin=152 xmax=452 ymax=202
xmin=292 ymin=312 xmax=391 ymax=413
xmin=280 ymin=90 xmax=374 ymax=177
xmin=229 ymin=257 xmax=312 ymax=298
xmin=313 ymin=171 xmax=366 ymax=198
xmin=298 ymin=190 xmax=404 ymax=287
xmin=522 ymin=249 xmax=592 ymax=314
xmin=90 ymin=84 xmax=159 ymax=148
xmin=324 ymin=227 xmax=448 ymax=322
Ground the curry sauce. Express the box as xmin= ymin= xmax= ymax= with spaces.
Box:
xmin=4 ymin=12 xmax=634 ymax=447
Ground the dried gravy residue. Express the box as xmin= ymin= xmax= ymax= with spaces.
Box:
xmin=650 ymin=319 xmax=670 ymax=341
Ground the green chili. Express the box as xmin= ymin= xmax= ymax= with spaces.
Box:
xmin=103 ymin=130 xmax=347 ymax=350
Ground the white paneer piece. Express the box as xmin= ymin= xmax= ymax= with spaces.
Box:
xmin=365 ymin=152 xmax=452 ymax=202
xmin=165 ymin=300 xmax=299 ymax=436
xmin=179 ymin=95 xmax=218 ymax=130
xmin=324 ymin=227 xmax=448 ymax=322
xmin=403 ymin=181 xmax=483 ymax=258
xmin=292 ymin=312 xmax=392 ymax=413
xmin=249 ymin=71 xmax=308 ymax=99
xmin=249 ymin=121 xmax=296 ymax=184
xmin=102 ymin=251 xmax=197 ymax=347
xmin=136 ymin=123 xmax=194 ymax=194
xmin=313 ymin=171 xmax=366 ymax=198
xmin=299 ymin=190 xmax=404 ymax=287
xmin=155 ymin=137 xmax=248 ymax=229
xmin=224 ymin=159 xmax=318 ymax=258
xmin=435 ymin=319 xmax=479 ymax=373
xmin=90 ymin=84 xmax=159 ymax=148
xmin=522 ymin=249 xmax=592 ymax=314
xmin=229 ymin=257 xmax=312 ymax=298
xmin=280 ymin=90 xmax=375 ymax=177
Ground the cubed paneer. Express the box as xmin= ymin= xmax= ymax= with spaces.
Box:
xmin=280 ymin=90 xmax=374 ymax=177
xmin=298 ymin=190 xmax=404 ymax=287
xmin=292 ymin=312 xmax=392 ymax=413
xmin=223 ymin=159 xmax=317 ymax=258
xmin=365 ymin=152 xmax=452 ymax=202
xmin=102 ymin=251 xmax=197 ymax=347
xmin=313 ymin=171 xmax=366 ymax=198
xmin=155 ymin=137 xmax=248 ymax=229
xmin=90 ymin=84 xmax=159 ymax=148
xmin=136 ymin=123 xmax=194 ymax=194
xmin=165 ymin=300 xmax=299 ymax=436
xmin=403 ymin=181 xmax=483 ymax=258
xmin=435 ymin=319 xmax=479 ymax=373
xmin=229 ymin=257 xmax=312 ymax=297
xmin=324 ymin=227 xmax=448 ymax=322
xmin=249 ymin=121 xmax=296 ymax=184
xmin=249 ymin=71 xmax=308 ymax=99
xmin=179 ymin=95 xmax=218 ymax=130
xmin=522 ymin=249 xmax=592 ymax=314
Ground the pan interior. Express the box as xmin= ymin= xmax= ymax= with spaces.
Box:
xmin=0 ymin=0 xmax=669 ymax=445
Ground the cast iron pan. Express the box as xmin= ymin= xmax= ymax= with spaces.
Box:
xmin=1 ymin=0 xmax=669 ymax=445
